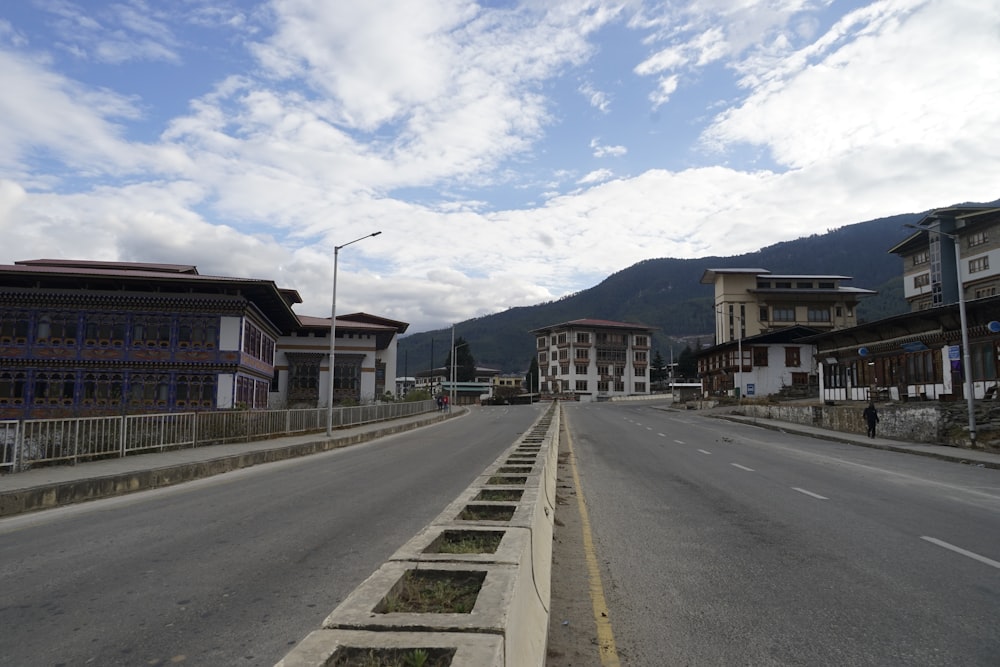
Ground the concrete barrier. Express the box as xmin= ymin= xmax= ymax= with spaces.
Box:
xmin=275 ymin=403 xmax=560 ymax=667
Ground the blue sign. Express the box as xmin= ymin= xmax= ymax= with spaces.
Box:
xmin=989 ymin=321 xmax=1000 ymax=333
xmin=746 ymin=383 xmax=755 ymax=396
xmin=901 ymin=341 xmax=928 ymax=353
xmin=948 ymin=345 xmax=960 ymax=361
xmin=858 ymin=347 xmax=869 ymax=356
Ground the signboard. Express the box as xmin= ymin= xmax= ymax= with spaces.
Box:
xmin=746 ymin=383 xmax=755 ymax=396
xmin=948 ymin=345 xmax=960 ymax=361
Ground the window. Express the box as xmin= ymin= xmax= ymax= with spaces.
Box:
xmin=575 ymin=380 xmax=588 ymax=391
xmin=635 ymin=382 xmax=646 ymax=392
xmin=0 ymin=310 xmax=29 ymax=342
xmin=634 ymin=335 xmax=648 ymax=347
xmin=575 ymin=348 xmax=589 ymax=359
xmin=33 ymin=370 xmax=76 ymax=405
xmin=175 ymin=374 xmax=215 ymax=407
xmin=243 ymin=321 xmax=275 ymax=364
xmin=576 ymin=332 xmax=590 ymax=344
xmin=539 ymin=352 xmax=547 ymax=364
xmin=615 ymin=381 xmax=625 ymax=392
xmin=35 ymin=312 xmax=78 ymax=345
xmin=785 ymin=347 xmax=801 ymax=367
xmin=975 ymin=286 xmax=997 ymax=298
xmin=575 ymin=364 xmax=588 ymax=375
xmin=128 ymin=373 xmax=170 ymax=406
xmin=557 ymin=333 xmax=567 ymax=345
xmin=914 ymin=273 xmax=930 ymax=288
xmin=597 ymin=381 xmax=609 ymax=392
xmin=968 ymin=230 xmax=988 ymax=247
xmin=773 ymin=307 xmax=796 ymax=322
xmin=818 ymin=282 xmax=835 ymax=289
xmin=558 ymin=349 xmax=568 ymax=360
xmin=597 ymin=365 xmax=608 ymax=376
xmin=807 ymin=307 xmax=831 ymax=322
xmin=759 ymin=307 xmax=768 ymax=322
xmin=614 ymin=366 xmax=625 ymax=377
xmin=634 ymin=351 xmax=647 ymax=362
xmin=132 ymin=316 xmax=172 ymax=348
xmin=775 ymin=281 xmax=792 ymax=289
xmin=752 ymin=347 xmax=768 ymax=366
xmin=912 ymin=250 xmax=929 ymax=265
xmin=84 ymin=314 xmax=126 ymax=346
xmin=560 ymin=365 xmax=569 ymax=375
xmin=634 ymin=365 xmax=646 ymax=376
xmin=756 ymin=280 xmax=771 ymax=289
xmin=178 ymin=316 xmax=218 ymax=349
xmin=537 ymin=336 xmax=546 ymax=349
xmin=791 ymin=372 xmax=809 ymax=386
xmin=970 ymin=256 xmax=990 ymax=273
xmin=796 ymin=282 xmax=813 ymax=289
xmin=81 ymin=372 xmax=124 ymax=406
xmin=0 ymin=371 xmax=26 ymax=404
xmin=835 ymin=306 xmax=843 ymax=317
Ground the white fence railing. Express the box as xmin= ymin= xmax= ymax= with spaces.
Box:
xmin=0 ymin=400 xmax=437 ymax=473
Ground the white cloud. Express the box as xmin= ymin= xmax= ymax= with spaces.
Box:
xmin=590 ymin=138 xmax=628 ymax=158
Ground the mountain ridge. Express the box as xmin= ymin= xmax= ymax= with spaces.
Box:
xmin=395 ymin=206 xmax=975 ymax=375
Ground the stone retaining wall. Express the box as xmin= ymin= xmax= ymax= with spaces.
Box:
xmin=736 ymin=401 xmax=1000 ymax=449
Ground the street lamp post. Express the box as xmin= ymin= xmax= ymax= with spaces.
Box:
xmin=326 ymin=231 xmax=381 ymax=437
xmin=905 ymin=223 xmax=976 ymax=447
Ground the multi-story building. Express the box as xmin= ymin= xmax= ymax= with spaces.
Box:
xmin=531 ymin=319 xmax=654 ymax=401
xmin=0 ymin=259 xmax=406 ymax=419
xmin=889 ymin=205 xmax=1000 ymax=310
xmin=697 ymin=268 xmax=876 ymax=398
xmin=700 ymin=268 xmax=875 ymax=344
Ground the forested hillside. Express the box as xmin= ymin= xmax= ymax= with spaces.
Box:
xmin=397 ymin=211 xmax=923 ymax=375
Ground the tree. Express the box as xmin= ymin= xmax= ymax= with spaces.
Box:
xmin=676 ymin=345 xmax=698 ymax=380
xmin=651 ymin=350 xmax=668 ymax=384
xmin=442 ymin=337 xmax=477 ymax=382
xmin=527 ymin=357 xmax=540 ymax=394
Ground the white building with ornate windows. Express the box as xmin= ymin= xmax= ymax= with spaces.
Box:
xmin=530 ymin=319 xmax=655 ymax=401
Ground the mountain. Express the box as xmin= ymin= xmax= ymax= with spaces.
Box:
xmin=395 ymin=210 xmax=927 ymax=375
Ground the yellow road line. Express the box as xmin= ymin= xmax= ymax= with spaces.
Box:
xmin=563 ymin=411 xmax=620 ymax=667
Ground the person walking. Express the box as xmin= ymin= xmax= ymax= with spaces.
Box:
xmin=863 ymin=401 xmax=879 ymax=438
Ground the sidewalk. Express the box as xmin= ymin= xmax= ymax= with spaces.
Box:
xmin=0 ymin=409 xmax=460 ymax=518
xmin=705 ymin=410 xmax=1000 ymax=470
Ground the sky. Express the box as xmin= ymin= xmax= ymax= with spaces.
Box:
xmin=1 ymin=0 xmax=998 ymax=334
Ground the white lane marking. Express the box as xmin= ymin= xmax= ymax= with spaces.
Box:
xmin=921 ymin=536 xmax=1000 ymax=570
xmin=792 ymin=487 xmax=828 ymax=500
xmin=731 ymin=463 xmax=755 ymax=472
xmin=657 ymin=433 xmax=667 ymax=438
xmin=673 ymin=439 xmax=684 ymax=444
xmin=698 ymin=449 xmax=712 ymax=455
xmin=646 ymin=427 xmax=653 ymax=431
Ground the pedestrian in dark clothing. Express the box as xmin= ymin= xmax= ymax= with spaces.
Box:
xmin=863 ymin=402 xmax=879 ymax=438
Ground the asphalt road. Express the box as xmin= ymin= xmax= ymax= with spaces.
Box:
xmin=0 ymin=404 xmax=543 ymax=667
xmin=561 ymin=401 xmax=1000 ymax=666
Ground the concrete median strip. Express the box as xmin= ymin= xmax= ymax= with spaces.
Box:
xmin=275 ymin=403 xmax=560 ymax=667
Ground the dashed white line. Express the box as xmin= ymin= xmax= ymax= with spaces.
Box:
xmin=792 ymin=487 xmax=828 ymax=500
xmin=673 ymin=439 xmax=685 ymax=445
xmin=657 ymin=433 xmax=667 ymax=438
xmin=921 ymin=536 xmax=1000 ymax=570
xmin=731 ymin=463 xmax=754 ymax=472
xmin=698 ymin=449 xmax=712 ymax=455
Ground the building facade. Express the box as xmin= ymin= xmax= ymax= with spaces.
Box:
xmin=700 ymin=268 xmax=875 ymax=344
xmin=0 ymin=259 xmax=405 ymax=419
xmin=889 ymin=205 xmax=1000 ymax=310
xmin=697 ymin=325 xmax=820 ymax=399
xmin=531 ymin=319 xmax=654 ymax=402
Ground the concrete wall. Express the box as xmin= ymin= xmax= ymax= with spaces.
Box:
xmin=737 ymin=401 xmax=1000 ymax=448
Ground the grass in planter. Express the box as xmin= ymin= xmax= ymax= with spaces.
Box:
xmin=458 ymin=504 xmax=516 ymax=521
xmin=375 ymin=569 xmax=486 ymax=614
xmin=331 ymin=646 xmax=455 ymax=667
xmin=474 ymin=488 xmax=523 ymax=502
xmin=497 ymin=466 xmax=532 ymax=474
xmin=487 ymin=475 xmax=527 ymax=485
xmin=426 ymin=529 xmax=503 ymax=554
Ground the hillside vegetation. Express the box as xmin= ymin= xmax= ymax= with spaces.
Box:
xmin=398 ymin=211 xmax=922 ymax=374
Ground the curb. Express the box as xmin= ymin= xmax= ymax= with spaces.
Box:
xmin=275 ymin=403 xmax=561 ymax=667
xmin=0 ymin=411 xmax=454 ymax=518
